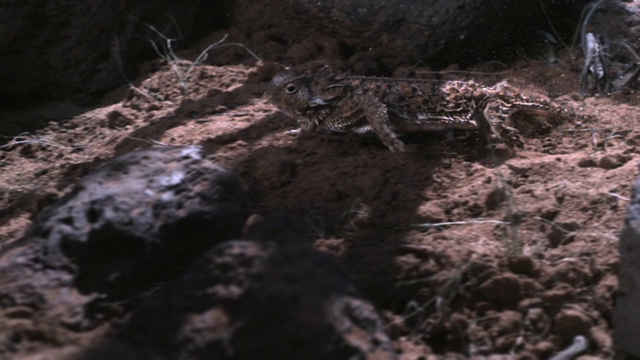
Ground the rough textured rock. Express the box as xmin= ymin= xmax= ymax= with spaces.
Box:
xmin=615 ymin=172 xmax=640 ymax=357
xmin=25 ymin=145 xmax=249 ymax=297
xmin=233 ymin=0 xmax=586 ymax=70
xmin=0 ymin=145 xmax=250 ymax=352
xmin=0 ymin=0 xmax=229 ymax=104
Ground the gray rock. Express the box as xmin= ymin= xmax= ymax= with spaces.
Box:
xmin=615 ymin=171 xmax=640 ymax=357
xmin=0 ymin=146 xmax=251 ymax=357
xmin=0 ymin=146 xmax=249 ymax=313
xmin=28 ymin=146 xmax=249 ymax=297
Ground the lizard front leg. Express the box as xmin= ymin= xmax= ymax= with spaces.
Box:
xmin=361 ymin=97 xmax=406 ymax=152
xmin=286 ymin=119 xmax=318 ymax=135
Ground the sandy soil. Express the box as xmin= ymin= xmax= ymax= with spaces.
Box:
xmin=0 ymin=34 xmax=638 ymax=358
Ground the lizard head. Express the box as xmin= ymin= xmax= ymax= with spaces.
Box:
xmin=266 ymin=70 xmax=326 ymax=116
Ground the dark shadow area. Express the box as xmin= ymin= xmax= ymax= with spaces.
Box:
xmin=66 ymin=213 xmax=396 ymax=360
xmin=0 ymin=102 xmax=94 ymax=145
xmin=197 ymin=114 xmax=514 ymax=311
xmin=464 ymin=0 xmax=591 ymax=66
xmin=0 ymin=1 xmax=237 ymax=143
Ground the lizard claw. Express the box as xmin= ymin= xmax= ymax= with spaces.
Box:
xmin=387 ymin=139 xmax=406 ymax=153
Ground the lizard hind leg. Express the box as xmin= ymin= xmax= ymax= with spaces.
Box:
xmin=480 ymin=101 xmax=524 ymax=149
xmin=361 ymin=98 xmax=406 ymax=152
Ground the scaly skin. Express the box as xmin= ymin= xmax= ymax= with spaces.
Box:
xmin=266 ymin=69 xmax=573 ymax=152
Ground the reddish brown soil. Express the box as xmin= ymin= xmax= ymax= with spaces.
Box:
xmin=1 ymin=36 xmax=638 ymax=358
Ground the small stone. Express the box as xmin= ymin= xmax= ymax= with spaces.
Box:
xmin=145 ymin=103 xmax=160 ymax=112
xmin=106 ymin=110 xmax=133 ymax=128
xmin=485 ymin=184 xmax=507 ymax=211
xmin=541 ymin=284 xmax=575 ymax=303
xmin=174 ymin=98 xmax=201 ymax=117
xmin=598 ymin=154 xmax=622 ymax=169
xmin=518 ymin=297 xmax=544 ymax=309
xmin=532 ymin=341 xmax=554 ymax=358
xmin=544 ymin=261 xmax=591 ymax=286
xmin=546 ymin=221 xmax=580 ymax=247
xmin=475 ymin=301 xmax=494 ymax=315
xmin=598 ymin=154 xmax=629 ymax=169
xmin=554 ymin=308 xmax=592 ymax=341
xmin=577 ymin=157 xmax=596 ymax=168
xmin=494 ymin=333 xmax=518 ymax=352
xmin=507 ymin=255 xmax=537 ymax=276
xmin=479 ymin=273 xmax=523 ymax=307
xmin=493 ymin=310 xmax=523 ymax=336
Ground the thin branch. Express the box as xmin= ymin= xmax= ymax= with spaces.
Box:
xmin=413 ymin=219 xmax=510 ymax=228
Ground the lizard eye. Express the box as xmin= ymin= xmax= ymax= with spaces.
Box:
xmin=285 ymin=84 xmax=298 ymax=94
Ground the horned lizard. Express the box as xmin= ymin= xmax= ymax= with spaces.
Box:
xmin=266 ymin=69 xmax=574 ymax=152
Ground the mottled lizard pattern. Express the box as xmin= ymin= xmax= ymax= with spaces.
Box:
xmin=266 ymin=69 xmax=572 ymax=152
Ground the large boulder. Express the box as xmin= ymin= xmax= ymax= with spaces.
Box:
xmin=25 ymin=145 xmax=250 ymax=298
xmin=0 ymin=146 xmax=250 ymax=351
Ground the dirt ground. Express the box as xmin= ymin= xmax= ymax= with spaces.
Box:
xmin=1 ymin=32 xmax=639 ymax=358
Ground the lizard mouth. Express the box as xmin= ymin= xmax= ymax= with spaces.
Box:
xmin=307 ymin=98 xmax=329 ymax=107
